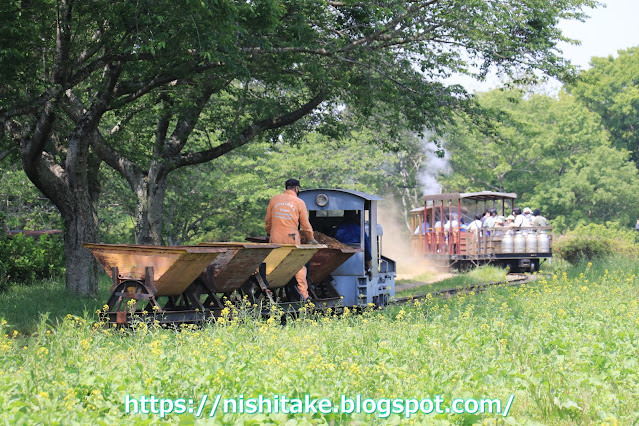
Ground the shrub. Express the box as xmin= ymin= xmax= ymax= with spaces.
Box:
xmin=555 ymin=222 xmax=639 ymax=264
xmin=0 ymin=233 xmax=65 ymax=288
xmin=555 ymin=236 xmax=612 ymax=264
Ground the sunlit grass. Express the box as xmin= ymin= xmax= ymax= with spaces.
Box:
xmin=395 ymin=265 xmax=507 ymax=298
xmin=0 ymin=257 xmax=638 ymax=424
xmin=0 ymin=275 xmax=111 ymax=334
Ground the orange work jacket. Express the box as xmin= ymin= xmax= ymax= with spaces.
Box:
xmin=265 ymin=189 xmax=314 ymax=244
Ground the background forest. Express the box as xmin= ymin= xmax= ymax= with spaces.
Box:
xmin=3 ymin=47 xmax=638 ymax=242
xmin=2 ymin=0 xmax=638 ymax=297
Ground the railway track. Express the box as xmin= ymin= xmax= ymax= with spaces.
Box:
xmin=391 ymin=273 xmax=534 ymax=305
xmin=100 ymin=273 xmax=541 ymax=326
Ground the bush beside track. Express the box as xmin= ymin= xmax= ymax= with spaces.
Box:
xmin=1 ymin=257 xmax=638 ymax=424
xmin=555 ymin=222 xmax=639 ymax=264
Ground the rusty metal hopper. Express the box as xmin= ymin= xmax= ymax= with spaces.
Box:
xmin=197 ymin=242 xmax=279 ymax=293
xmin=83 ymin=243 xmax=226 ymax=297
xmin=308 ymin=246 xmax=361 ymax=284
xmin=263 ymin=244 xmax=325 ymax=288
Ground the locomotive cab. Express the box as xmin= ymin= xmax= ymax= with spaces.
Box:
xmin=299 ymin=189 xmax=396 ymax=307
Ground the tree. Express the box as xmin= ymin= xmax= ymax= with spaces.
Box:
xmin=568 ymin=47 xmax=639 ymax=167
xmin=1 ymin=0 xmax=600 ymax=296
xmin=439 ymin=88 xmax=639 ymax=230
xmin=0 ymin=158 xmax=62 ymax=232
xmin=531 ymin=144 xmax=639 ymax=231
xmin=154 ymin=131 xmax=401 ymax=243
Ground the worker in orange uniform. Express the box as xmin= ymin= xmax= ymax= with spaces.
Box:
xmin=265 ymin=178 xmax=318 ymax=302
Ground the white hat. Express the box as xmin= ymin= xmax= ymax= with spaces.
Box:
xmin=506 ymin=215 xmax=515 ymax=221
xmin=523 ymin=207 xmax=532 ymax=214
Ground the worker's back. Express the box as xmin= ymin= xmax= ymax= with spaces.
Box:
xmin=265 ymin=189 xmax=312 ymax=244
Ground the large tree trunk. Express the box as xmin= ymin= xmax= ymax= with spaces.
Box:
xmin=19 ymin=96 xmax=104 ymax=297
xmin=63 ymin=208 xmax=99 ymax=297
xmin=21 ymin=151 xmax=101 ymax=297
xmin=63 ymin=154 xmax=101 ymax=297
xmin=134 ymin=164 xmax=168 ymax=245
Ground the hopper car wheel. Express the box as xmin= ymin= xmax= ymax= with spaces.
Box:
xmin=108 ymin=280 xmax=156 ymax=313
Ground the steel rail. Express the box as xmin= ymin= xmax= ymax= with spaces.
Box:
xmin=391 ymin=273 xmax=541 ymax=305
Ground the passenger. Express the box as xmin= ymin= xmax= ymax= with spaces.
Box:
xmin=505 ymin=215 xmax=517 ymax=228
xmin=335 ymin=210 xmax=372 ymax=277
xmin=443 ymin=213 xmax=459 ymax=232
xmin=413 ymin=220 xmax=429 ymax=235
xmin=467 ymin=214 xmax=483 ymax=232
xmin=480 ymin=210 xmax=491 ymax=226
xmin=531 ymin=209 xmax=549 ymax=227
xmin=523 ymin=207 xmax=533 ymax=222
xmin=483 ymin=208 xmax=497 ymax=228
xmin=492 ymin=216 xmax=506 ymax=236
xmin=265 ymin=178 xmax=318 ymax=302
xmin=513 ymin=207 xmax=530 ymax=227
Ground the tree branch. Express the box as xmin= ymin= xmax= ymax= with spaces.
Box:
xmin=172 ymin=88 xmax=327 ymax=169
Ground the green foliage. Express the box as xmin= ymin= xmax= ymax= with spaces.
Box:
xmin=0 ymin=275 xmax=111 ymax=334
xmin=99 ymin=130 xmax=408 ymax=244
xmin=555 ymin=222 xmax=639 ymax=264
xmin=555 ymin=235 xmax=612 ymax=264
xmin=531 ymin=144 xmax=639 ymax=231
xmin=569 ymin=47 xmax=639 ymax=167
xmin=0 ymin=162 xmax=62 ymax=231
xmin=0 ymin=234 xmax=65 ymax=289
xmin=2 ymin=260 xmax=639 ymax=423
xmin=440 ymin=89 xmax=639 ymax=231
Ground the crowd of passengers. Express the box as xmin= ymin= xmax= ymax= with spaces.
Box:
xmin=414 ymin=207 xmax=549 ymax=235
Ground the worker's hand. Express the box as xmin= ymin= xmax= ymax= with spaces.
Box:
xmin=308 ymin=239 xmax=319 ymax=245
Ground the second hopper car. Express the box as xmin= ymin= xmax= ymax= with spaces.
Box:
xmin=410 ymin=191 xmax=552 ymax=272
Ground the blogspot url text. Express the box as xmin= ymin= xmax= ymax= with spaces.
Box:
xmin=124 ymin=393 xmax=516 ymax=419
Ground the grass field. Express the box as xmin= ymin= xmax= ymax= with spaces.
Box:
xmin=1 ymin=259 xmax=638 ymax=424
xmin=0 ymin=275 xmax=111 ymax=334
xmin=395 ymin=265 xmax=508 ymax=298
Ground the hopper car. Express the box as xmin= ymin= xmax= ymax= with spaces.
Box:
xmin=410 ymin=191 xmax=552 ymax=272
xmin=84 ymin=189 xmax=396 ymax=325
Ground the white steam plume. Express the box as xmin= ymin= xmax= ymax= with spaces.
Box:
xmin=417 ymin=139 xmax=450 ymax=196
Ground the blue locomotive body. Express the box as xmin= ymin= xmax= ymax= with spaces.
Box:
xmin=299 ymin=189 xmax=396 ymax=307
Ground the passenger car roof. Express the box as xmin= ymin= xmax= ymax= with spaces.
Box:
xmin=422 ymin=191 xmax=517 ymax=202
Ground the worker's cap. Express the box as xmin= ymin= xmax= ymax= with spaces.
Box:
xmin=523 ymin=207 xmax=532 ymax=214
xmin=285 ymin=178 xmax=301 ymax=188
xmin=506 ymin=215 xmax=515 ymax=221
